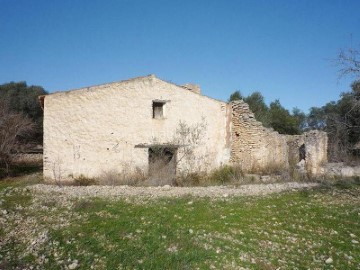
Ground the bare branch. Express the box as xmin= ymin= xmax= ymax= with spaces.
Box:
xmin=336 ymin=46 xmax=360 ymax=80
xmin=0 ymin=100 xmax=35 ymax=174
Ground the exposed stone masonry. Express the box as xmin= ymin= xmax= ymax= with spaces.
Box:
xmin=230 ymin=100 xmax=288 ymax=172
xmin=231 ymin=100 xmax=328 ymax=175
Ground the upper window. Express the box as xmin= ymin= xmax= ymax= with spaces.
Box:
xmin=153 ymin=101 xmax=165 ymax=119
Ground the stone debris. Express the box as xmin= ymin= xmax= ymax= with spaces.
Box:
xmin=68 ymin=260 xmax=79 ymax=269
xmin=29 ymin=182 xmax=318 ymax=200
xmin=325 ymin=257 xmax=333 ymax=264
xmin=324 ymin=163 xmax=360 ymax=178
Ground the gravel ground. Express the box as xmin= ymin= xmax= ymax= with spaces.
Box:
xmin=29 ymin=182 xmax=319 ymax=199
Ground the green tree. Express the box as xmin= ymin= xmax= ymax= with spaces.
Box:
xmin=268 ymin=100 xmax=300 ymax=135
xmin=306 ymin=81 xmax=360 ymax=161
xmin=228 ymin=90 xmax=305 ymax=135
xmin=292 ymin=107 xmax=307 ymax=131
xmin=243 ymin=92 xmax=270 ymax=127
xmin=0 ymin=81 xmax=47 ymax=144
xmin=228 ymin=90 xmax=243 ymax=102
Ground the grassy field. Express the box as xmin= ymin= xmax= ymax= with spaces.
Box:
xmin=0 ymin=174 xmax=359 ymax=269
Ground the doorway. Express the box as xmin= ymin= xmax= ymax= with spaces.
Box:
xmin=148 ymin=146 xmax=177 ymax=181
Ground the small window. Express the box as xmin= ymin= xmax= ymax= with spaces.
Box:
xmin=153 ymin=101 xmax=165 ymax=119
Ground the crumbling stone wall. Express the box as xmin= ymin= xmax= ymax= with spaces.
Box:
xmin=303 ymin=131 xmax=328 ymax=175
xmin=286 ymin=135 xmax=305 ymax=167
xmin=231 ymin=100 xmax=328 ymax=176
xmin=230 ymin=100 xmax=289 ymax=172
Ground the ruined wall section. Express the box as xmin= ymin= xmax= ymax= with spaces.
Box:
xmin=303 ymin=131 xmax=328 ymax=175
xmin=286 ymin=131 xmax=328 ymax=175
xmin=286 ymin=135 xmax=305 ymax=166
xmin=230 ymin=100 xmax=289 ymax=172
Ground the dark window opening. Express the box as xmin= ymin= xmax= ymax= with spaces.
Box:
xmin=299 ymin=144 xmax=306 ymax=161
xmin=153 ymin=101 xmax=165 ymax=119
xmin=148 ymin=147 xmax=176 ymax=180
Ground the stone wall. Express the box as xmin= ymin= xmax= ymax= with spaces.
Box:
xmin=303 ymin=130 xmax=328 ymax=175
xmin=230 ymin=100 xmax=289 ymax=172
xmin=43 ymin=75 xmax=231 ymax=182
xmin=230 ymin=100 xmax=328 ymax=176
xmin=43 ymin=75 xmax=328 ymax=183
xmin=286 ymin=131 xmax=328 ymax=175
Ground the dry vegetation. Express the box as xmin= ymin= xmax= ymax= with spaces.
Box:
xmin=1 ymin=173 xmax=360 ymax=269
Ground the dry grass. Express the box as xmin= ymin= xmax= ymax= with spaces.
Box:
xmin=73 ymin=175 xmax=97 ymax=186
xmin=250 ymin=161 xmax=287 ymax=175
xmin=96 ymin=168 xmax=146 ymax=186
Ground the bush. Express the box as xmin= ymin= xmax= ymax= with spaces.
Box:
xmin=73 ymin=175 xmax=97 ymax=186
xmin=174 ymin=165 xmax=244 ymax=187
xmin=174 ymin=172 xmax=206 ymax=187
xmin=208 ymin=165 xmax=243 ymax=185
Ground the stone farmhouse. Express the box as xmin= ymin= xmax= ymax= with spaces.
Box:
xmin=40 ymin=75 xmax=327 ymax=182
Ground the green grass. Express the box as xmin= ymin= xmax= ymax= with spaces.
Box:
xmin=1 ymin=178 xmax=360 ymax=269
xmin=0 ymin=170 xmax=42 ymax=190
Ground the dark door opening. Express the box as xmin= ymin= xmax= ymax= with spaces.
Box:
xmin=148 ymin=147 xmax=177 ymax=181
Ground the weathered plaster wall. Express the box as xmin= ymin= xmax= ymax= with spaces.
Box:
xmin=303 ymin=131 xmax=328 ymax=175
xmin=43 ymin=75 xmax=230 ymax=181
xmin=287 ymin=131 xmax=328 ymax=175
xmin=230 ymin=101 xmax=289 ymax=172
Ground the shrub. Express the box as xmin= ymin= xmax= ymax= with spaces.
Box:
xmin=174 ymin=172 xmax=206 ymax=187
xmin=208 ymin=165 xmax=241 ymax=184
xmin=73 ymin=175 xmax=97 ymax=186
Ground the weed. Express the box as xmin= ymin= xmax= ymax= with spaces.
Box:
xmin=174 ymin=172 xmax=206 ymax=186
xmin=73 ymin=175 xmax=97 ymax=186
xmin=73 ymin=199 xmax=98 ymax=211
xmin=353 ymin=176 xmax=360 ymax=185
xmin=175 ymin=165 xmax=244 ymax=186
xmin=97 ymin=168 xmax=146 ymax=186
xmin=250 ymin=161 xmax=285 ymax=175
xmin=208 ymin=165 xmax=243 ymax=184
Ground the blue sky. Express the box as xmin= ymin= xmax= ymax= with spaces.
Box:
xmin=1 ymin=0 xmax=359 ymax=112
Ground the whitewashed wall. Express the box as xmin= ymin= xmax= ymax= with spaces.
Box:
xmin=43 ymin=75 xmax=231 ymax=181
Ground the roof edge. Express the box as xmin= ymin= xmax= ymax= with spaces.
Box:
xmin=45 ymin=74 xmax=227 ymax=105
